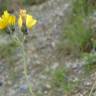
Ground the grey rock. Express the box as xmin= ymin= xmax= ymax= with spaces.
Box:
xmin=19 ymin=84 xmax=28 ymax=92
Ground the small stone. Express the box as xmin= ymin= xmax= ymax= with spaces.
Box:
xmin=51 ymin=62 xmax=59 ymax=70
xmin=51 ymin=42 xmax=56 ymax=48
xmin=34 ymin=54 xmax=39 ymax=59
xmin=45 ymin=84 xmax=51 ymax=89
xmin=7 ymin=80 xmax=12 ymax=86
xmin=37 ymin=90 xmax=42 ymax=94
xmin=44 ymin=90 xmax=48 ymax=94
xmin=72 ymin=77 xmax=79 ymax=82
xmin=64 ymin=3 xmax=70 ymax=11
xmin=40 ymin=75 xmax=47 ymax=79
xmin=72 ymin=64 xmax=78 ymax=69
xmin=19 ymin=84 xmax=28 ymax=92
xmin=36 ymin=60 xmax=41 ymax=64
xmin=84 ymin=81 xmax=92 ymax=86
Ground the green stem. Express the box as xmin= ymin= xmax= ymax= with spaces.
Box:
xmin=8 ymin=27 xmax=35 ymax=95
xmin=13 ymin=35 xmax=35 ymax=96
xmin=21 ymin=41 xmax=33 ymax=95
xmin=8 ymin=27 xmax=35 ymax=96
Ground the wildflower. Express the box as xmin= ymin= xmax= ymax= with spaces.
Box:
xmin=26 ymin=15 xmax=37 ymax=29
xmin=18 ymin=9 xmax=37 ymax=31
xmin=0 ymin=10 xmax=16 ymax=30
xmin=2 ymin=10 xmax=16 ymax=26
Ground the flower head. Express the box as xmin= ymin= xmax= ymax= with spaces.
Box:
xmin=0 ymin=10 xmax=16 ymax=29
xmin=20 ymin=9 xmax=27 ymax=18
xmin=18 ymin=9 xmax=37 ymax=30
xmin=26 ymin=15 xmax=37 ymax=29
xmin=3 ymin=10 xmax=16 ymax=25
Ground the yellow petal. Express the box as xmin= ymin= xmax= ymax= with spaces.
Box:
xmin=26 ymin=15 xmax=37 ymax=29
xmin=1 ymin=10 xmax=10 ymax=26
xmin=2 ymin=10 xmax=10 ymax=19
xmin=18 ymin=16 xmax=23 ymax=28
xmin=0 ymin=18 xmax=7 ymax=29
xmin=8 ymin=15 xmax=16 ymax=25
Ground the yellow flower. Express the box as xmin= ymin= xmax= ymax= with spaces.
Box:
xmin=0 ymin=17 xmax=7 ymax=29
xmin=18 ymin=9 xmax=37 ymax=29
xmin=0 ymin=10 xmax=16 ymax=27
xmin=0 ymin=11 xmax=9 ymax=29
xmin=26 ymin=15 xmax=37 ymax=29
xmin=0 ymin=10 xmax=16 ymax=30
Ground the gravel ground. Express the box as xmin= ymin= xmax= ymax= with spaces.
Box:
xmin=0 ymin=0 xmax=96 ymax=96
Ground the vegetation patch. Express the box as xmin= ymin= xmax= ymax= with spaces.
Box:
xmin=58 ymin=0 xmax=96 ymax=57
xmin=51 ymin=67 xmax=80 ymax=94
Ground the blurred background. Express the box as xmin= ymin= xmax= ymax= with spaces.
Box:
xmin=0 ymin=0 xmax=47 ymax=12
xmin=0 ymin=0 xmax=96 ymax=96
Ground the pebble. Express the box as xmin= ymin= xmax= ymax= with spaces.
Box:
xmin=51 ymin=62 xmax=59 ymax=70
xmin=45 ymin=84 xmax=51 ymax=89
xmin=72 ymin=77 xmax=79 ymax=82
xmin=34 ymin=54 xmax=39 ymax=59
xmin=7 ymin=80 xmax=12 ymax=86
xmin=71 ymin=63 xmax=79 ymax=69
xmin=19 ymin=84 xmax=28 ymax=92
xmin=35 ymin=60 xmax=41 ymax=64
xmin=44 ymin=90 xmax=48 ymax=94
xmin=40 ymin=75 xmax=47 ymax=79
xmin=84 ymin=81 xmax=92 ymax=86
xmin=51 ymin=42 xmax=56 ymax=48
